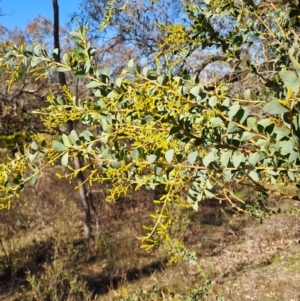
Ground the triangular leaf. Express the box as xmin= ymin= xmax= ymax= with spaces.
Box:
xmin=31 ymin=141 xmax=38 ymax=151
xmin=288 ymin=170 xmax=295 ymax=181
xmin=221 ymin=150 xmax=232 ymax=167
xmin=209 ymin=96 xmax=218 ymax=108
xmin=228 ymin=103 xmax=240 ymax=119
xmin=165 ymin=149 xmax=174 ymax=163
xmin=115 ymin=77 xmax=123 ymax=88
xmin=204 ymin=189 xmax=214 ymax=198
xmin=62 ymin=134 xmax=71 ymax=147
xmin=69 ymin=130 xmax=79 ymax=145
xmin=232 ymin=153 xmax=244 ymax=168
xmin=56 ymin=66 xmax=70 ymax=72
xmin=240 ymin=131 xmax=254 ymax=141
xmin=279 ymin=70 xmax=299 ymax=94
xmin=146 ymin=154 xmax=157 ymax=163
xmin=244 ymin=89 xmax=251 ymax=100
xmin=202 ymin=152 xmax=214 ymax=167
xmin=128 ymin=59 xmax=134 ymax=68
xmin=248 ymin=152 xmax=260 ymax=166
xmin=210 ymin=117 xmax=223 ymax=126
xmin=246 ymin=117 xmax=256 ymax=129
xmin=288 ymin=48 xmax=300 ymax=78
xmin=192 ymin=201 xmax=198 ymax=211
xmin=187 ymin=151 xmax=198 ymax=165
xmin=86 ymin=81 xmax=101 ymax=89
xmin=111 ymin=161 xmax=121 ymax=168
xmin=190 ymin=85 xmax=200 ymax=97
xmin=52 ymin=140 xmax=66 ymax=152
xmin=263 ymin=100 xmax=289 ymax=114
xmin=29 ymin=175 xmax=37 ymax=185
xmin=249 ymin=170 xmax=259 ymax=182
xmin=61 ymin=152 xmax=69 ymax=166
xmin=131 ymin=148 xmax=139 ymax=160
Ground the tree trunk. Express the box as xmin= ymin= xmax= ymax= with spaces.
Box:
xmin=52 ymin=0 xmax=92 ymax=246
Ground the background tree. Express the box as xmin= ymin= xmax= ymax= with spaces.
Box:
xmin=0 ymin=18 xmax=55 ymax=151
xmin=76 ymin=0 xmax=188 ymax=77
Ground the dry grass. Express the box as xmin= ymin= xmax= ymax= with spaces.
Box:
xmin=1 ymin=164 xmax=300 ymax=300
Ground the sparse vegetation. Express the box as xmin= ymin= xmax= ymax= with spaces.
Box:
xmin=1 ymin=177 xmax=300 ymax=300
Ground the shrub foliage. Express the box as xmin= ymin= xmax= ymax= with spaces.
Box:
xmin=0 ymin=1 xmax=300 ymax=249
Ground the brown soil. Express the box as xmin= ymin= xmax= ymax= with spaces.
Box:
xmin=1 ymin=165 xmax=300 ymax=300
